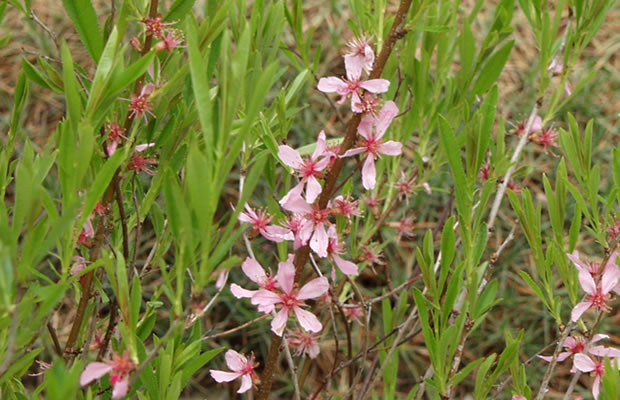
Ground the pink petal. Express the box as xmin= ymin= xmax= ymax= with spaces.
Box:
xmin=107 ymin=141 xmax=118 ymax=156
xmin=574 ymin=354 xmax=596 ymax=372
xmin=564 ymin=82 xmax=572 ymax=96
xmin=357 ymin=116 xmax=373 ymax=140
xmin=135 ymin=142 xmax=155 ymax=152
xmin=298 ymin=219 xmax=314 ymax=246
xmin=591 ymin=334 xmax=609 ymax=344
xmin=280 ymin=186 xmax=312 ymax=213
xmin=251 ymin=289 xmax=281 ymax=313
xmin=307 ymin=342 xmax=320 ymax=359
xmin=277 ymin=256 xmax=296 ymax=294
xmin=326 ymin=224 xmax=338 ymax=240
xmin=564 ymin=336 xmax=577 ymax=348
xmin=344 ymin=56 xmax=363 ymax=82
xmin=590 ymin=345 xmax=620 ymax=358
xmin=592 ymin=375 xmax=600 ymax=399
xmin=538 ymin=355 xmax=553 ymax=363
xmin=361 ymin=155 xmax=376 ymax=190
xmin=312 ymin=131 xmax=327 ymax=159
xmin=262 ymin=225 xmax=294 ymax=242
xmin=237 ymin=374 xmax=252 ymax=394
xmin=601 ymin=260 xmax=620 ymax=294
xmin=230 ymin=284 xmax=256 ymax=299
xmin=577 ymin=269 xmax=597 ymax=294
xmin=567 ymin=251 xmax=589 ymax=273
xmin=210 ymin=370 xmax=242 ymax=383
xmin=278 ymin=145 xmax=304 ymax=169
xmin=378 ymin=141 xmax=402 ymax=156
xmin=375 ymin=101 xmax=399 ymax=137
xmin=294 ymin=307 xmax=323 ymax=333
xmin=333 ymin=254 xmax=359 ymax=276
xmin=351 ymin=92 xmax=363 ymax=113
xmin=297 ymin=277 xmax=329 ymax=300
xmin=360 ymin=79 xmax=390 ymax=93
xmin=241 ymin=258 xmax=267 ymax=284
xmin=531 ymin=116 xmax=543 ymax=133
xmin=238 ymin=211 xmax=254 ymax=224
xmin=225 ymin=350 xmax=248 ymax=372
xmin=80 ymin=362 xmax=113 ymax=386
xmin=271 ymin=308 xmax=290 ymax=336
xmin=571 ymin=301 xmax=592 ymax=321
xmin=112 ymin=376 xmax=129 ymax=399
xmin=215 ymin=269 xmax=229 ymax=290
xmin=305 ymin=176 xmax=322 ymax=204
xmin=310 ymin=223 xmax=328 ymax=258
xmin=341 ymin=147 xmax=366 ymax=158
xmin=314 ymin=157 xmax=330 ymax=171
xmin=317 ymin=77 xmax=347 ymax=93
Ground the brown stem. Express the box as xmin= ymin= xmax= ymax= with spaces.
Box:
xmin=47 ymin=322 xmax=63 ymax=357
xmin=257 ymin=1 xmax=413 ymax=396
xmin=97 ymin=300 xmax=118 ymax=360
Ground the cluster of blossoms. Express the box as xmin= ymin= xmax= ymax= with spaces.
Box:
xmin=210 ymin=35 xmax=403 ymax=394
xmin=533 ymin=251 xmax=620 ymax=399
xmin=510 ymin=114 xmax=559 ymax=154
xmin=81 ymin=351 xmax=136 ymax=399
xmin=141 ymin=16 xmax=184 ymax=53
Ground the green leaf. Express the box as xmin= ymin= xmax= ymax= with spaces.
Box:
xmin=61 ymin=42 xmax=82 ymax=135
xmin=165 ymin=0 xmax=196 ymax=22
xmin=20 ymin=59 xmax=61 ymax=92
xmin=472 ymin=40 xmax=514 ymax=96
xmin=79 ymin=151 xmax=123 ymax=229
xmin=107 ymin=50 xmax=156 ymax=98
xmin=0 ymin=347 xmax=42 ymax=385
xmin=62 ymin=0 xmax=104 ymax=62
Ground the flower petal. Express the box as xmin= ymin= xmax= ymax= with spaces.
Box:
xmin=277 ymin=255 xmax=296 ymax=294
xmin=341 ymin=147 xmax=366 ymax=158
xmin=230 ymin=284 xmax=256 ymax=299
xmin=80 ymin=362 xmax=113 ymax=386
xmin=210 ymin=370 xmax=242 ymax=383
xmin=317 ymin=77 xmax=347 ymax=93
xmin=577 ymin=269 xmax=597 ymax=295
xmin=241 ymin=257 xmax=267 ymax=284
xmin=357 ymin=116 xmax=373 ymax=140
xmin=280 ymin=184 xmax=312 ymax=213
xmin=312 ymin=131 xmax=327 ymax=160
xmin=237 ymin=374 xmax=253 ymax=394
xmin=360 ymin=79 xmax=390 ymax=93
xmin=225 ymin=350 xmax=248 ymax=372
xmin=305 ymin=176 xmax=322 ymax=204
xmin=298 ymin=277 xmax=329 ymax=300
xmin=601 ymin=259 xmax=620 ymax=294
xmin=271 ymin=308 xmax=290 ymax=336
xmin=591 ymin=333 xmax=609 ymax=344
xmin=378 ymin=141 xmax=402 ymax=156
xmin=310 ymin=223 xmax=328 ymax=258
xmin=375 ymin=101 xmax=399 ymax=137
xmin=574 ymin=354 xmax=596 ymax=372
xmin=251 ymin=289 xmax=282 ymax=312
xmin=112 ymin=376 xmax=130 ymax=399
xmin=263 ymin=225 xmax=294 ymax=242
xmin=361 ymin=155 xmax=376 ymax=190
xmin=278 ymin=145 xmax=304 ymax=169
xmin=571 ymin=301 xmax=592 ymax=321
xmin=333 ymin=254 xmax=359 ymax=276
xmin=294 ymin=307 xmax=323 ymax=333
xmin=344 ymin=56 xmax=363 ymax=82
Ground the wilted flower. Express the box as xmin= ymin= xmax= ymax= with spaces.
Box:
xmin=105 ymin=122 xmax=127 ymax=156
xmin=209 ymin=350 xmax=259 ymax=394
xmin=127 ymin=143 xmax=157 ymax=175
xmin=288 ymin=329 xmax=320 ymax=359
xmin=510 ymin=115 xmax=543 ymax=136
xmin=142 ymin=16 xmax=176 ymax=39
xmin=530 ymin=127 xmax=558 ymax=154
xmin=80 ymin=352 xmax=136 ymax=399
xmin=329 ymin=195 xmax=360 ymax=221
xmin=238 ymin=204 xmax=291 ymax=242
xmin=155 ymin=30 xmax=184 ymax=52
xmin=344 ymin=35 xmax=375 ymax=77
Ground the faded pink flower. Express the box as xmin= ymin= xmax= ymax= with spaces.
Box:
xmin=142 ymin=16 xmax=175 ymax=39
xmin=510 ymin=116 xmax=543 ymax=136
xmin=230 ymin=257 xmax=279 ymax=313
xmin=155 ymin=30 xmax=184 ymax=52
xmin=280 ymin=193 xmax=331 ymax=257
xmin=548 ymin=59 xmax=564 ymax=75
xmin=80 ymin=352 xmax=135 ymax=399
xmin=105 ymin=122 xmax=127 ymax=156
xmin=317 ymin=61 xmax=389 ymax=113
xmin=209 ymin=350 xmax=259 ymax=394
xmin=326 ymin=225 xmax=358 ymax=276
xmin=571 ymin=252 xmax=620 ymax=321
xmin=288 ymin=329 xmax=320 ymax=359
xmin=396 ymin=172 xmax=415 ymax=203
xmin=341 ymin=101 xmax=401 ymax=189
xmin=574 ymin=353 xmax=620 ymax=399
xmin=530 ymin=127 xmax=558 ymax=153
xmin=344 ymin=36 xmax=375 ymax=77
xmin=252 ymin=254 xmax=329 ymax=335
xmin=126 ymin=85 xmax=155 ymax=121
xmin=238 ymin=204 xmax=292 ymax=242
xmin=78 ymin=218 xmax=94 ymax=247
xmin=127 ymin=144 xmax=157 ymax=175
xmin=343 ymin=304 xmax=364 ymax=326
xmin=607 ymin=221 xmax=620 ymax=240
xmin=278 ymin=131 xmax=329 ymax=204
xmin=215 ymin=269 xmax=229 ymax=290
xmin=359 ymin=244 xmax=384 ymax=266
xmin=478 ymin=163 xmax=491 ymax=181
xmin=329 ymin=195 xmax=360 ymax=221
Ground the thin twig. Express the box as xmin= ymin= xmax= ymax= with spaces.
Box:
xmin=282 ymin=335 xmax=302 ymax=400
xmin=47 ymin=322 xmax=63 ymax=357
xmin=201 ymin=314 xmax=271 ymax=342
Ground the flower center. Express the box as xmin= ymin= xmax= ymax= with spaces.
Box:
xmin=311 ymin=208 xmax=329 ymax=224
xmin=281 ymin=292 xmax=300 ymax=309
xmin=301 ymin=159 xmax=319 ymax=178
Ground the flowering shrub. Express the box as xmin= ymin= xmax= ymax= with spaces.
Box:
xmin=0 ymin=0 xmax=618 ymax=399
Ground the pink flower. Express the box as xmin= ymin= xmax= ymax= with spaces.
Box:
xmin=510 ymin=116 xmax=543 ymax=136
xmin=344 ymin=36 xmax=375 ymax=77
xmin=80 ymin=352 xmax=135 ymax=399
xmin=478 ymin=163 xmax=491 ymax=181
xmin=512 ymin=396 xmax=527 ymax=400
xmin=570 ymin=252 xmax=620 ymax=321
xmin=105 ymin=122 xmax=127 ymax=156
xmin=238 ymin=204 xmax=292 ymax=242
xmin=278 ymin=131 xmax=329 ymax=204
xmin=317 ymin=62 xmax=389 ymax=113
xmin=326 ymin=225 xmax=358 ymax=276
xmin=127 ymin=144 xmax=157 ymax=175
xmin=215 ymin=268 xmax=229 ymax=290
xmin=155 ymin=30 xmax=184 ymax=52
xmin=142 ymin=16 xmax=176 ymax=39
xmin=288 ymin=329 xmax=320 ymax=359
xmin=538 ymin=334 xmax=609 ymax=372
xmin=78 ymin=218 xmax=94 ymax=247
xmin=574 ymin=353 xmax=620 ymax=399
xmin=341 ymin=101 xmax=402 ymax=189
xmin=280 ymin=193 xmax=331 ymax=257
xmin=230 ymin=257 xmax=279 ymax=313
xmin=209 ymin=350 xmax=259 ymax=394
xmin=329 ymin=195 xmax=360 ymax=221
xmin=126 ymin=85 xmax=155 ymax=121
xmin=359 ymin=244 xmax=384 ymax=266
xmin=252 ymin=254 xmax=329 ymax=335
xmin=607 ymin=222 xmax=620 ymax=240
xmin=548 ymin=59 xmax=564 ymax=75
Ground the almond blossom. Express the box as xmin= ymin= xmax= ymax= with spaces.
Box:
xmin=278 ymin=131 xmax=329 ymax=204
xmin=344 ymin=36 xmax=375 ymax=77
xmin=230 ymin=257 xmax=279 ymax=313
xmin=510 ymin=115 xmax=543 ymax=136
xmin=570 ymin=251 xmax=620 ymax=321
xmin=126 ymin=84 xmax=155 ymax=121
xmin=209 ymin=350 xmax=259 ymax=394
xmin=251 ymin=254 xmax=329 ymax=335
xmin=341 ymin=101 xmax=402 ymax=189
xmin=105 ymin=122 xmax=127 ymax=156
xmin=317 ymin=59 xmax=389 ymax=113
xmin=530 ymin=127 xmax=558 ymax=154
xmin=538 ymin=334 xmax=609 ymax=371
xmin=326 ymin=225 xmax=358 ymax=276
xmin=280 ymin=192 xmax=331 ymax=257
xmin=80 ymin=352 xmax=135 ymax=399
xmin=574 ymin=351 xmax=620 ymax=399
xmin=238 ymin=204 xmax=292 ymax=242
xmin=288 ymin=329 xmax=320 ymax=359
